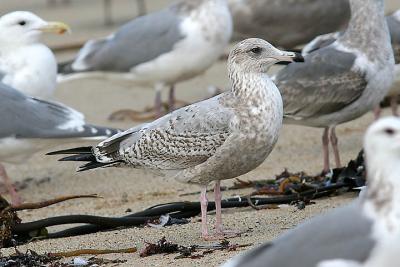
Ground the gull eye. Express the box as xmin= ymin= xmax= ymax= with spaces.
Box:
xmin=250 ymin=47 xmax=262 ymax=54
xmin=384 ymin=128 xmax=395 ymax=135
xmin=18 ymin=20 xmax=26 ymax=26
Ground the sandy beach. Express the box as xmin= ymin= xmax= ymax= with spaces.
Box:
xmin=1 ymin=0 xmax=399 ymax=266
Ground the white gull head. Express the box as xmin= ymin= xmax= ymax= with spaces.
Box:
xmin=0 ymin=11 xmax=70 ymax=47
xmin=363 ymin=117 xmax=400 ymax=239
xmin=228 ymin=38 xmax=304 ymax=74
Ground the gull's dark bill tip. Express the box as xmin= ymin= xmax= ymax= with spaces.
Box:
xmin=293 ymin=52 xmax=305 ymax=62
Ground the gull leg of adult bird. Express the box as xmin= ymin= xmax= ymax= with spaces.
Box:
xmin=168 ymin=85 xmax=176 ymax=112
xmin=322 ymin=127 xmax=330 ymax=173
xmin=391 ymin=95 xmax=399 ymax=116
xmin=155 ymin=83 xmax=164 ymax=118
xmin=373 ymin=106 xmax=382 ymax=120
xmin=103 ymin=0 xmax=113 ymax=26
xmin=108 ymin=83 xmax=167 ymax=121
xmin=136 ymin=0 xmax=147 ymax=16
xmin=330 ymin=126 xmax=342 ymax=168
xmin=0 ymin=163 xmax=21 ymax=205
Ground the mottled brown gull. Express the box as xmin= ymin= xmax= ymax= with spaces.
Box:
xmin=0 ymin=11 xmax=70 ymax=99
xmin=58 ymin=0 xmax=232 ymax=118
xmin=0 ymin=82 xmax=120 ymax=205
xmin=228 ymin=0 xmax=350 ymax=48
xmin=223 ymin=117 xmax=400 ymax=267
xmin=48 ymin=38 xmax=304 ymax=240
xmin=274 ymin=0 xmax=395 ymax=173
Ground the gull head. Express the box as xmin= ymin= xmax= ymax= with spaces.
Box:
xmin=365 ymin=117 xmax=400 ymax=161
xmin=228 ymin=38 xmax=304 ymax=73
xmin=364 ymin=117 xmax=400 ymax=181
xmin=0 ymin=11 xmax=70 ymax=46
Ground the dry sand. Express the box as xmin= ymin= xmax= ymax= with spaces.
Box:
xmin=1 ymin=0 xmax=400 ymax=266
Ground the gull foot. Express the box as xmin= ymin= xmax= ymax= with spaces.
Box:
xmin=108 ymin=100 xmax=189 ymax=122
xmin=202 ymin=230 xmax=241 ymax=241
xmin=108 ymin=109 xmax=157 ymax=122
xmin=0 ymin=183 xmax=23 ymax=206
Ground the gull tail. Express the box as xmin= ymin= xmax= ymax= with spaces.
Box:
xmin=47 ymin=146 xmax=122 ymax=172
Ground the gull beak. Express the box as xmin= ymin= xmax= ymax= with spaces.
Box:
xmin=38 ymin=21 xmax=71 ymax=35
xmin=275 ymin=51 xmax=305 ymax=65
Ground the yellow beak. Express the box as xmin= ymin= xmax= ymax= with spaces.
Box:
xmin=38 ymin=21 xmax=71 ymax=35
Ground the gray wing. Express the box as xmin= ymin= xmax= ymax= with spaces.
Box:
xmin=387 ymin=13 xmax=400 ymax=64
xmin=68 ymin=8 xmax=184 ymax=72
xmin=227 ymin=200 xmax=375 ymax=267
xmin=0 ymin=82 xmax=119 ymax=139
xmin=275 ymin=46 xmax=367 ymax=120
xmin=93 ymin=94 xmax=234 ymax=170
xmin=302 ymin=32 xmax=341 ymax=55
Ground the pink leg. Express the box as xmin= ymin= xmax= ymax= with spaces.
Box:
xmin=214 ymin=180 xmax=223 ymax=234
xmin=322 ymin=127 xmax=330 ymax=173
xmin=391 ymin=95 xmax=399 ymax=117
xmin=168 ymin=85 xmax=175 ymax=112
xmin=330 ymin=127 xmax=342 ymax=168
xmin=200 ymin=186 xmax=209 ymax=239
xmin=214 ymin=181 xmax=240 ymax=238
xmin=0 ymin=163 xmax=22 ymax=205
xmin=373 ymin=106 xmax=381 ymax=120
xmin=155 ymin=88 xmax=163 ymax=118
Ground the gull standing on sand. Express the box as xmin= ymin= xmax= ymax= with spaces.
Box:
xmin=228 ymin=0 xmax=350 ymax=48
xmin=0 ymin=11 xmax=70 ymax=99
xmin=48 ymin=38 xmax=304 ymax=239
xmin=58 ymin=0 xmax=233 ymax=118
xmin=0 ymin=82 xmax=120 ymax=205
xmin=274 ymin=0 xmax=394 ymax=173
xmin=223 ymin=117 xmax=400 ymax=267
xmin=302 ymin=9 xmax=400 ymax=117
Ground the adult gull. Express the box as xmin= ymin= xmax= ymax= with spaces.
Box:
xmin=0 ymin=11 xmax=70 ymax=99
xmin=58 ymin=0 xmax=233 ymax=118
xmin=49 ymin=38 xmax=304 ymax=239
xmin=228 ymin=0 xmax=350 ymax=48
xmin=274 ymin=0 xmax=394 ymax=173
xmin=383 ymin=10 xmax=400 ymax=116
xmin=223 ymin=116 xmax=400 ymax=267
xmin=302 ymin=9 xmax=400 ymax=117
xmin=0 ymin=82 xmax=120 ymax=205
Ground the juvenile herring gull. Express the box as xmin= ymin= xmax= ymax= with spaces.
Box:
xmin=0 ymin=82 xmax=120 ymax=205
xmin=58 ymin=0 xmax=233 ymax=118
xmin=274 ymin=0 xmax=395 ymax=173
xmin=228 ymin=0 xmax=350 ymax=48
xmin=48 ymin=38 xmax=304 ymax=239
xmin=0 ymin=11 xmax=70 ymax=99
xmin=223 ymin=116 xmax=400 ymax=267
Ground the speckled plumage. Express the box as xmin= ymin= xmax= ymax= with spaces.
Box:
xmin=50 ymin=38 xmax=303 ymax=239
xmin=80 ymin=39 xmax=284 ymax=185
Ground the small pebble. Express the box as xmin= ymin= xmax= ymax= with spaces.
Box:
xmin=73 ymin=257 xmax=88 ymax=266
